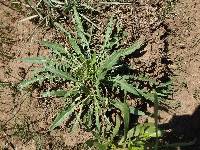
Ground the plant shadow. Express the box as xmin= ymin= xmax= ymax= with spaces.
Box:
xmin=159 ymin=105 xmax=200 ymax=150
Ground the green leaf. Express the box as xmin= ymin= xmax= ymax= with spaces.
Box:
xmin=119 ymin=40 xmax=143 ymax=57
xmin=103 ymin=16 xmax=114 ymax=49
xmin=50 ymin=103 xmax=76 ymax=130
xmin=95 ymin=143 xmax=108 ymax=150
xmin=114 ymin=77 xmax=155 ymax=102
xmin=68 ymin=35 xmax=85 ymax=61
xmin=157 ymin=81 xmax=172 ymax=88
xmin=41 ymin=41 xmax=66 ymax=55
xmin=45 ymin=66 xmax=76 ymax=81
xmin=114 ymin=78 xmax=140 ymax=96
xmin=133 ymin=123 xmax=162 ymax=138
xmin=72 ymin=104 xmax=83 ymax=131
xmin=98 ymin=40 xmax=143 ymax=80
xmin=129 ymin=107 xmax=145 ymax=116
xmin=54 ymin=22 xmax=85 ymax=62
xmin=94 ymin=97 xmax=101 ymax=132
xmin=99 ymin=50 xmax=121 ymax=72
xmin=19 ymin=57 xmax=48 ymax=64
xmin=42 ymin=89 xmax=78 ymax=98
xmin=73 ymin=6 xmax=89 ymax=48
xmin=18 ymin=75 xmax=47 ymax=90
xmin=113 ymin=101 xmax=130 ymax=140
xmin=83 ymin=104 xmax=94 ymax=128
xmin=135 ymin=88 xmax=154 ymax=102
xmin=111 ymin=114 xmax=121 ymax=140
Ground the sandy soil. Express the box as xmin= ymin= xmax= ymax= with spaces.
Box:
xmin=0 ymin=3 xmax=91 ymax=150
xmin=0 ymin=0 xmax=200 ymax=149
xmin=161 ymin=0 xmax=200 ymax=149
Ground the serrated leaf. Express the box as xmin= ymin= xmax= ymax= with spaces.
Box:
xmin=72 ymin=104 xmax=83 ymax=132
xmin=68 ymin=35 xmax=85 ymax=61
xmin=42 ymin=90 xmax=67 ymax=97
xmin=114 ymin=78 xmax=140 ymax=96
xmin=54 ymin=22 xmax=69 ymax=35
xmin=114 ymin=78 xmax=155 ymax=102
xmin=83 ymin=103 xmax=94 ymax=128
xmin=113 ymin=101 xmax=130 ymax=140
xmin=94 ymin=97 xmax=100 ymax=132
xmin=98 ymin=40 xmax=143 ymax=80
xmin=19 ymin=57 xmax=48 ymax=64
xmin=157 ymin=81 xmax=172 ymax=87
xmin=111 ymin=114 xmax=121 ymax=140
xmin=135 ymin=88 xmax=154 ymax=102
xmin=42 ymin=89 xmax=78 ymax=98
xmin=54 ymin=22 xmax=85 ymax=62
xmin=50 ymin=103 xmax=76 ymax=130
xmin=45 ymin=66 xmax=76 ymax=81
xmin=135 ymin=75 xmax=158 ymax=85
xmin=119 ymin=40 xmax=143 ymax=57
xmin=0 ymin=81 xmax=11 ymax=88
xmin=103 ymin=16 xmax=114 ymax=49
xmin=99 ymin=50 xmax=121 ymax=72
xmin=41 ymin=41 xmax=66 ymax=55
xmin=18 ymin=75 xmax=47 ymax=90
xmin=73 ymin=6 xmax=89 ymax=48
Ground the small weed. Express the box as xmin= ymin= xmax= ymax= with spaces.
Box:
xmin=18 ymin=6 xmax=171 ymax=149
xmin=21 ymin=0 xmax=96 ymax=26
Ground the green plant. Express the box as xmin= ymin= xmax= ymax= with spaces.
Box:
xmin=18 ymin=6 xmax=169 ymax=149
xmin=86 ymin=93 xmax=162 ymax=150
xmin=86 ymin=120 xmax=162 ymax=150
xmin=23 ymin=0 xmax=96 ymax=26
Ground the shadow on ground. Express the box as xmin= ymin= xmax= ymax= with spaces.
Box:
xmin=160 ymin=105 xmax=200 ymax=150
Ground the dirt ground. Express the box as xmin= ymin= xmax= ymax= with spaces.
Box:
xmin=0 ymin=0 xmax=200 ymax=149
xmin=161 ymin=0 xmax=200 ymax=149
xmin=0 ymin=2 xmax=91 ymax=150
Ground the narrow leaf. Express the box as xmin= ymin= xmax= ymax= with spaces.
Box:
xmin=50 ymin=104 xmax=76 ymax=130
xmin=18 ymin=75 xmax=47 ymax=90
xmin=42 ymin=89 xmax=78 ymax=98
xmin=135 ymin=88 xmax=155 ymax=102
xmin=98 ymin=40 xmax=143 ymax=79
xmin=73 ymin=6 xmax=89 ymax=48
xmin=113 ymin=101 xmax=130 ymax=140
xmin=41 ymin=41 xmax=66 ymax=55
xmin=119 ymin=40 xmax=143 ymax=57
xmin=103 ymin=16 xmax=114 ymax=49
xmin=19 ymin=57 xmax=48 ymax=64
xmin=114 ymin=78 xmax=155 ymax=102
xmin=114 ymin=78 xmax=140 ymax=96
xmin=54 ymin=22 xmax=85 ymax=61
xmin=68 ymin=35 xmax=85 ymax=61
xmin=111 ymin=114 xmax=121 ymax=139
xmin=45 ymin=66 xmax=76 ymax=81
xmin=94 ymin=97 xmax=101 ymax=132
xmin=42 ymin=90 xmax=67 ymax=97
